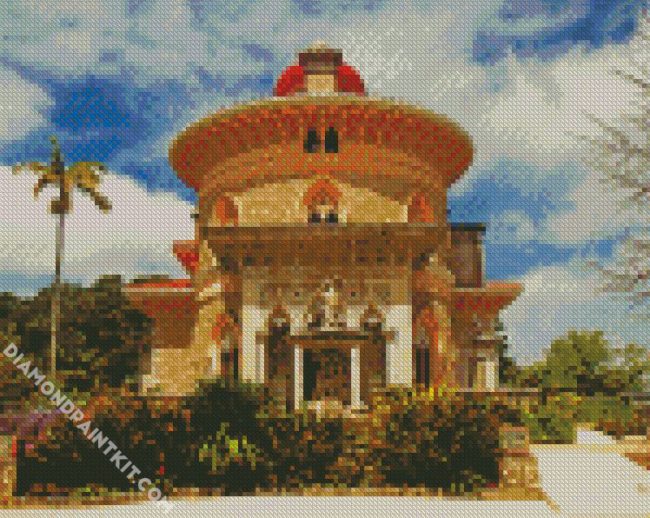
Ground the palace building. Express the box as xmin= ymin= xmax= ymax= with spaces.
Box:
xmin=125 ymin=44 xmax=522 ymax=409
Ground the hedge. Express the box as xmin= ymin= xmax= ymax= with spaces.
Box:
xmin=18 ymin=382 xmax=512 ymax=495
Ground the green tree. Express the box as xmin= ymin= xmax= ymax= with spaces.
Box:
xmin=602 ymin=343 xmax=650 ymax=393
xmin=13 ymin=137 xmax=111 ymax=378
xmin=517 ymin=330 xmax=649 ymax=396
xmin=0 ymin=276 xmax=151 ymax=395
xmin=496 ymin=320 xmax=520 ymax=386
xmin=543 ymin=331 xmax=611 ymax=395
xmin=514 ymin=331 xmax=649 ymax=440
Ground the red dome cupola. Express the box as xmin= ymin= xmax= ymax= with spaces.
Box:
xmin=274 ymin=43 xmax=366 ymax=97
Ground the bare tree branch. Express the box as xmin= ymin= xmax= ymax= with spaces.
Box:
xmin=615 ymin=69 xmax=650 ymax=93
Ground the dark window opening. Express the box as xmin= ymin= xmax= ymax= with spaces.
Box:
xmin=304 ymin=128 xmax=320 ymax=153
xmin=309 ymin=208 xmax=338 ymax=224
xmin=303 ymin=350 xmax=317 ymax=401
xmin=362 ymin=321 xmax=382 ymax=334
xmin=221 ymin=349 xmax=239 ymax=380
xmin=415 ymin=348 xmax=430 ymax=387
xmin=324 ymin=126 xmax=338 ymax=153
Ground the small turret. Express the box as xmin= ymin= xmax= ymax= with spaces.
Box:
xmin=274 ymin=43 xmax=365 ymax=96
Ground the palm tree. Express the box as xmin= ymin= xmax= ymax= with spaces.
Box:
xmin=13 ymin=136 xmax=111 ymax=378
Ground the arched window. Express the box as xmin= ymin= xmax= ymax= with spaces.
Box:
xmin=211 ymin=314 xmax=240 ymax=380
xmin=408 ymin=193 xmax=434 ymax=223
xmin=266 ymin=306 xmax=292 ymax=384
xmin=304 ymin=128 xmax=320 ymax=153
xmin=215 ymin=196 xmax=238 ymax=226
xmin=220 ymin=330 xmax=238 ymax=380
xmin=360 ymin=304 xmax=383 ymax=333
xmin=324 ymin=126 xmax=338 ymax=153
xmin=414 ymin=308 xmax=439 ymax=388
xmin=303 ymin=180 xmax=342 ymax=224
xmin=414 ymin=327 xmax=430 ymax=387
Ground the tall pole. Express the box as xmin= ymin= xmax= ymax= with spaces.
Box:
xmin=50 ymin=137 xmax=66 ymax=378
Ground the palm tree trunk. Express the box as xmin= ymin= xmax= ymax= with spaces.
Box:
xmin=50 ymin=176 xmax=66 ymax=379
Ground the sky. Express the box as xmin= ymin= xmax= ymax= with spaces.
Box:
xmin=0 ymin=0 xmax=648 ymax=362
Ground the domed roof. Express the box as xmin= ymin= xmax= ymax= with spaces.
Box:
xmin=169 ymin=96 xmax=473 ymax=193
xmin=274 ymin=44 xmax=366 ymax=96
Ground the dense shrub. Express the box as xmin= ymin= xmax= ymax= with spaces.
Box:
xmin=18 ymin=383 xmax=512 ymax=495
xmin=521 ymin=391 xmax=645 ymax=443
xmin=182 ymin=378 xmax=270 ymax=493
xmin=514 ymin=330 xmax=650 ymax=440
xmin=18 ymin=390 xmax=186 ymax=494
xmin=577 ymin=395 xmax=638 ymax=438
xmin=18 ymin=379 xmax=270 ymax=495
xmin=366 ymin=388 xmax=505 ymax=491
xmin=261 ymin=413 xmax=347 ymax=489
xmin=523 ymin=392 xmax=578 ymax=444
xmin=197 ymin=422 xmax=266 ymax=495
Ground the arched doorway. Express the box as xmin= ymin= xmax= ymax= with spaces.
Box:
xmin=359 ymin=304 xmax=387 ymax=402
xmin=414 ymin=303 xmax=448 ymax=388
xmin=265 ymin=306 xmax=293 ymax=409
xmin=211 ymin=314 xmax=240 ymax=380
xmin=414 ymin=326 xmax=430 ymax=388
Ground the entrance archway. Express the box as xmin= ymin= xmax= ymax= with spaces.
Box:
xmin=265 ymin=306 xmax=293 ymax=409
xmin=302 ymin=347 xmax=351 ymax=405
xmin=211 ymin=314 xmax=240 ymax=380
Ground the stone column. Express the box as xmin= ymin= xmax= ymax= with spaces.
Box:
xmin=384 ymin=305 xmax=413 ymax=386
xmin=193 ymin=291 xmax=226 ymax=377
xmin=255 ymin=336 xmax=265 ymax=383
xmin=240 ymin=303 xmax=267 ymax=383
xmin=350 ymin=346 xmax=361 ymax=408
xmin=293 ymin=345 xmax=303 ymax=411
xmin=209 ymin=341 xmax=218 ymax=375
xmin=432 ymin=303 xmax=456 ymax=387
xmin=188 ymin=239 xmax=227 ymax=390
xmin=499 ymin=425 xmax=539 ymax=490
xmin=420 ymin=253 xmax=456 ymax=388
xmin=484 ymin=360 xmax=497 ymax=391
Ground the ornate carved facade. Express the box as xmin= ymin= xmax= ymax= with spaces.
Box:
xmin=125 ymin=44 xmax=522 ymax=407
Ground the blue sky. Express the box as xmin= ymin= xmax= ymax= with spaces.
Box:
xmin=0 ymin=0 xmax=647 ymax=360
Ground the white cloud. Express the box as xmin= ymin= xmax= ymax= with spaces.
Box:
xmin=0 ymin=66 xmax=52 ymax=141
xmin=322 ymin=4 xmax=645 ymax=188
xmin=536 ymin=18 xmax=650 ymax=245
xmin=489 ymin=210 xmax=537 ymax=244
xmin=0 ymin=166 xmax=193 ymax=286
xmin=501 ymin=261 xmax=650 ymax=363
xmin=1 ymin=0 xmax=644 ymax=173
xmin=542 ymin=170 xmax=649 ymax=243
xmin=0 ymin=0 xmax=266 ymax=84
